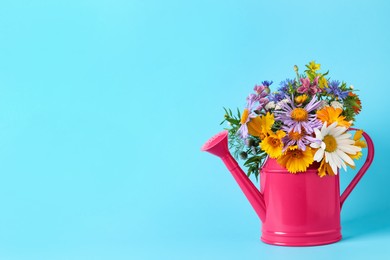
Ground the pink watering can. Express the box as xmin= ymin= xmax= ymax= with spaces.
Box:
xmin=201 ymin=128 xmax=374 ymax=246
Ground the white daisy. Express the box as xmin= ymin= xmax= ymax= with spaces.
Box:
xmin=310 ymin=122 xmax=362 ymax=175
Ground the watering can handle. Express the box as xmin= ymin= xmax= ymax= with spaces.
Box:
xmin=340 ymin=129 xmax=375 ymax=208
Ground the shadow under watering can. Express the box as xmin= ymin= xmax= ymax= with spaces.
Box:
xmin=201 ymin=129 xmax=374 ymax=246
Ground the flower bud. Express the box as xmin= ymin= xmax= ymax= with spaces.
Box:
xmin=254 ymin=85 xmax=265 ymax=94
xmin=247 ymin=139 xmax=256 ymax=147
xmin=239 ymin=151 xmax=248 ymax=160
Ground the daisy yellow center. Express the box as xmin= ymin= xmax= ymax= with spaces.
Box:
xmin=240 ymin=109 xmax=249 ymax=124
xmin=323 ymin=135 xmax=337 ymax=152
xmin=291 ymin=108 xmax=308 ymax=122
xmin=289 ymin=131 xmax=303 ymax=141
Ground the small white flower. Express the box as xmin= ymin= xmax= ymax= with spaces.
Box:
xmin=265 ymin=101 xmax=276 ymax=110
xmin=331 ymin=101 xmax=343 ymax=109
xmin=350 ymin=85 xmax=354 ymax=90
xmin=276 ymin=98 xmax=289 ymax=110
xmin=279 ymin=98 xmax=290 ymax=104
xmin=276 ymin=98 xmax=290 ymax=110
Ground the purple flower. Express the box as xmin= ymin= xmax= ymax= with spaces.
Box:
xmin=238 ymin=85 xmax=272 ymax=138
xmin=237 ymin=99 xmax=257 ymax=139
xmin=281 ymin=126 xmax=318 ymax=151
xmin=274 ymin=96 xmax=322 ymax=134
xmin=246 ymin=93 xmax=258 ymax=105
xmin=253 ymin=85 xmax=267 ymax=97
xmin=255 ymin=98 xmax=269 ymax=111
xmin=326 ymin=80 xmax=349 ymax=100
xmin=297 ymin=78 xmax=310 ymax=93
xmin=297 ymin=77 xmax=321 ymax=95
xmin=250 ymin=84 xmax=270 ymax=111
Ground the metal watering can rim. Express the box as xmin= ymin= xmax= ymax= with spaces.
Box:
xmin=261 ymin=156 xmax=321 ymax=174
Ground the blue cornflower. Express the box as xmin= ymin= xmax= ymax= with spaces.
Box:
xmin=261 ymin=80 xmax=273 ymax=87
xmin=326 ymin=80 xmax=349 ymax=100
xmin=278 ymin=78 xmax=295 ymax=93
xmin=329 ymin=80 xmax=340 ymax=88
xmin=269 ymin=92 xmax=286 ymax=102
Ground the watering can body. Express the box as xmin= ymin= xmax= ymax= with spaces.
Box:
xmin=202 ymin=129 xmax=374 ymax=246
xmin=260 ymin=159 xmax=341 ymax=246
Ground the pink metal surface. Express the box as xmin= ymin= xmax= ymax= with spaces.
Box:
xmin=201 ymin=131 xmax=266 ymax=222
xmin=340 ymin=128 xmax=375 ymax=208
xmin=201 ymin=129 xmax=374 ymax=246
xmin=260 ymin=159 xmax=342 ymax=246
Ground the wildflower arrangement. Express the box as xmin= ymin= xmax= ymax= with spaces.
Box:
xmin=221 ymin=61 xmax=365 ymax=179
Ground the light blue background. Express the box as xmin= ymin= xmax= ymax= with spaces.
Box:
xmin=0 ymin=0 xmax=389 ymax=259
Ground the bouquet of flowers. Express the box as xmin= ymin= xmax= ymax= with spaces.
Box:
xmin=221 ymin=61 xmax=365 ymax=179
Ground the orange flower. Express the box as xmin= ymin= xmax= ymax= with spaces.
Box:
xmin=246 ymin=112 xmax=274 ymax=140
xmin=348 ymin=92 xmax=362 ymax=114
xmin=348 ymin=129 xmax=367 ymax=163
xmin=316 ymin=106 xmax=351 ymax=128
xmin=318 ymin=158 xmax=335 ymax=177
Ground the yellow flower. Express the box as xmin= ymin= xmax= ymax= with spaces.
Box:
xmin=348 ymin=130 xmax=367 ymax=162
xmin=247 ymin=112 xmax=274 ymax=139
xmin=352 ymin=130 xmax=366 ymax=147
xmin=308 ymin=61 xmax=321 ymax=71
xmin=277 ymin=146 xmax=314 ymax=173
xmin=318 ymin=158 xmax=335 ymax=177
xmin=316 ymin=106 xmax=351 ymax=128
xmin=318 ymin=76 xmax=328 ymax=89
xmin=295 ymin=94 xmax=308 ymax=104
xmin=260 ymin=130 xmax=286 ymax=158
xmin=240 ymin=109 xmax=250 ymax=124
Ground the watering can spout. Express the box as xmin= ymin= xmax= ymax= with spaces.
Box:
xmin=201 ymin=131 xmax=266 ymax=222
